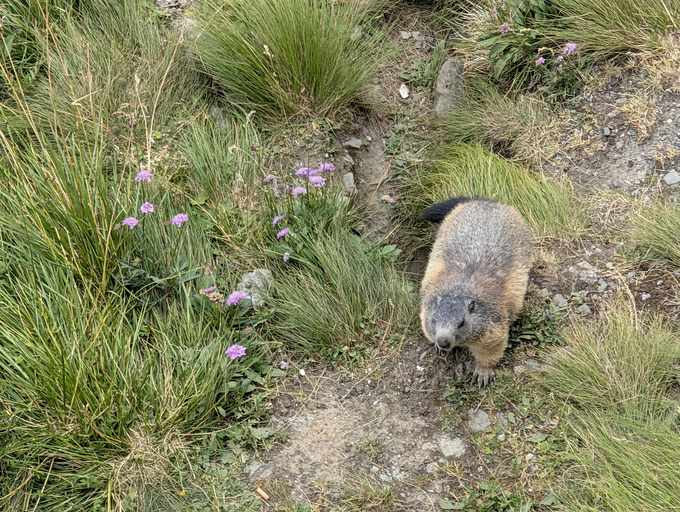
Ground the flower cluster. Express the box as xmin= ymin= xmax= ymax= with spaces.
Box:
xmin=226 ymin=291 xmax=248 ymax=306
xmin=533 ymin=43 xmax=577 ymax=73
xmin=117 ymin=170 xmax=190 ymax=230
xmin=225 ymin=344 xmax=246 ymax=360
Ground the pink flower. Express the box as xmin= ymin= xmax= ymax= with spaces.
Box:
xmin=535 ymin=56 xmax=545 ymax=66
xmin=557 ymin=55 xmax=564 ymax=62
xmin=283 ymin=251 xmax=290 ymax=262
xmin=135 ymin=170 xmax=153 ymax=182
xmin=201 ymin=286 xmax=216 ymax=294
xmin=295 ymin=167 xmax=309 ymax=178
xmin=381 ymin=195 xmax=396 ymax=204
xmin=121 ymin=217 xmax=139 ymax=229
xmin=320 ymin=163 xmax=335 ymax=171
xmin=500 ymin=22 xmax=513 ymax=34
xmin=557 ymin=64 xmax=563 ymax=73
xmin=309 ymin=176 xmax=326 ymax=187
xmin=491 ymin=6 xmax=498 ymax=18
xmin=262 ymin=174 xmax=278 ymax=184
xmin=292 ymin=186 xmax=307 ymax=198
xmin=225 ymin=344 xmax=246 ymax=359
xmin=272 ymin=215 xmax=284 ymax=226
xmin=226 ymin=291 xmax=248 ymax=306
xmin=563 ymin=42 xmax=577 ymax=55
xmin=140 ymin=202 xmax=154 ymax=213
xmin=277 ymin=228 xmax=290 ymax=239
xmin=171 ymin=213 xmax=189 ymax=227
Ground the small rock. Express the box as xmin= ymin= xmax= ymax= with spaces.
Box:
xmin=664 ymin=171 xmax=680 ymax=187
xmin=342 ymin=155 xmax=355 ymax=166
xmin=421 ymin=442 xmax=436 ymax=451
xmin=537 ymin=288 xmax=550 ymax=298
xmin=432 ymin=59 xmax=464 ymax=113
xmin=497 ymin=433 xmax=506 ymax=441
xmin=552 ymin=294 xmax=568 ymax=308
xmin=616 ymin=141 xmax=624 ymax=149
xmin=399 ymin=31 xmax=411 ymax=39
xmin=527 ymin=463 xmax=539 ymax=473
xmin=604 ymin=127 xmax=611 ymax=136
xmin=279 ymin=360 xmax=288 ymax=370
xmin=425 ymin=462 xmax=439 ymax=473
xmin=343 ymin=172 xmax=356 ymax=194
xmin=497 ymin=413 xmax=509 ymax=429
xmin=513 ymin=365 xmax=526 ymax=375
xmin=468 ymin=409 xmax=491 ymax=432
xmin=411 ymin=31 xmax=421 ymax=38
xmin=237 ymin=269 xmax=272 ymax=308
xmin=597 ymin=279 xmax=608 ymax=292
xmin=641 ymin=292 xmax=651 ymax=301
xmin=399 ymin=84 xmax=409 ymax=99
xmin=576 ymin=304 xmax=592 ymax=315
xmin=343 ymin=138 xmax=363 ymax=150
xmin=524 ymin=359 xmax=540 ymax=371
xmin=438 ymin=436 xmax=466 ymax=457
xmin=245 ymin=462 xmax=276 ymax=480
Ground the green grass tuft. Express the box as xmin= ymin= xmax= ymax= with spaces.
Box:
xmin=539 ymin=302 xmax=680 ymax=511
xmin=190 ymin=0 xmax=389 ymax=122
xmin=630 ymin=204 xmax=680 ymax=267
xmin=400 ymin=143 xmax=585 ymax=245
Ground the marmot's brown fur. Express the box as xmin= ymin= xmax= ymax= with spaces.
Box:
xmin=420 ymin=197 xmax=534 ymax=387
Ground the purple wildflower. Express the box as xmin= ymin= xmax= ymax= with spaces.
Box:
xmin=320 ymin=163 xmax=335 ymax=171
xmin=295 ymin=167 xmax=309 ymax=178
xmin=535 ymin=56 xmax=545 ymax=66
xmin=491 ymin=6 xmax=498 ymax=18
xmin=557 ymin=64 xmax=563 ymax=73
xmin=292 ymin=186 xmax=307 ymax=198
xmin=225 ymin=344 xmax=247 ymax=360
xmin=226 ymin=291 xmax=248 ymax=306
xmin=283 ymin=251 xmax=290 ymax=262
xmin=272 ymin=215 xmax=284 ymax=226
xmin=557 ymin=55 xmax=564 ymax=62
xmin=277 ymin=227 xmax=290 ymax=239
xmin=201 ymin=286 xmax=217 ymax=294
xmin=308 ymin=168 xmax=320 ymax=177
xmin=381 ymin=195 xmax=396 ymax=204
xmin=121 ymin=217 xmax=139 ymax=229
xmin=140 ymin=202 xmax=154 ymax=213
xmin=135 ymin=170 xmax=153 ymax=182
xmin=171 ymin=213 xmax=189 ymax=227
xmin=500 ymin=22 xmax=513 ymax=34
xmin=309 ymin=176 xmax=326 ymax=188
xmin=563 ymin=42 xmax=577 ymax=55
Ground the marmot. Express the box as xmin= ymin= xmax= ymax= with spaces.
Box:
xmin=419 ymin=197 xmax=534 ymax=387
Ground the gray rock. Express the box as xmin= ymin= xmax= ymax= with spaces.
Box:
xmin=237 ymin=269 xmax=272 ymax=308
xmin=399 ymin=31 xmax=411 ymax=39
xmin=438 ymin=436 xmax=466 ymax=457
xmin=604 ymin=127 xmax=611 ymax=136
xmin=616 ymin=141 xmax=624 ymax=150
xmin=425 ymin=462 xmax=439 ymax=473
xmin=432 ymin=59 xmax=464 ymax=113
xmin=245 ymin=462 xmax=276 ymax=480
xmin=524 ymin=359 xmax=540 ymax=371
xmin=597 ymin=278 xmax=608 ymax=292
xmin=537 ymin=288 xmax=550 ymax=298
xmin=552 ymin=294 xmax=568 ymax=308
xmin=579 ymin=269 xmax=598 ymax=285
xmin=362 ymin=83 xmax=390 ymax=106
xmin=343 ymin=138 xmax=363 ymax=150
xmin=468 ymin=408 xmax=491 ymax=432
xmin=497 ymin=413 xmax=509 ymax=429
xmin=664 ymin=171 xmax=680 ymax=187
xmin=497 ymin=433 xmax=506 ymax=441
xmin=576 ymin=304 xmax=592 ymax=315
xmin=513 ymin=365 xmax=526 ymax=375
xmin=342 ymin=172 xmax=356 ymax=194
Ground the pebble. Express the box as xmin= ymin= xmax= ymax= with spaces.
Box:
xmin=617 ymin=141 xmax=624 ymax=149
xmin=343 ymin=138 xmax=363 ymax=150
xmin=664 ymin=171 xmax=680 ymax=187
xmin=438 ymin=436 xmax=466 ymax=457
xmin=604 ymin=127 xmax=611 ymax=136
xmin=577 ymin=304 xmax=592 ymax=315
xmin=468 ymin=408 xmax=491 ymax=432
xmin=497 ymin=433 xmax=506 ymax=441
xmin=552 ymin=294 xmax=568 ymax=308
xmin=524 ymin=359 xmax=540 ymax=371
xmin=597 ymin=278 xmax=608 ymax=292
xmin=641 ymin=292 xmax=651 ymax=301
xmin=425 ymin=462 xmax=439 ymax=473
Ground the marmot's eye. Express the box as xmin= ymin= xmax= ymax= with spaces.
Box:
xmin=468 ymin=301 xmax=475 ymax=313
xmin=458 ymin=320 xmax=465 ymax=329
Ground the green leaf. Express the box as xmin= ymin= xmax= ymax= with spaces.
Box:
xmin=438 ymin=499 xmax=464 ymax=510
xmin=217 ymin=406 xmax=227 ymax=417
xmin=270 ymin=368 xmax=285 ymax=377
xmin=251 ymin=428 xmax=273 ymax=439
xmin=190 ymin=193 xmax=207 ymax=206
xmin=529 ymin=433 xmax=548 ymax=442
xmin=519 ymin=503 xmax=533 ymax=512
xmin=493 ymin=54 xmax=512 ymax=79
xmin=489 ymin=41 xmax=510 ymax=58
xmin=540 ymin=493 xmax=558 ymax=505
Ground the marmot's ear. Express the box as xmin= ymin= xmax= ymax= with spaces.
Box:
xmin=467 ymin=300 xmax=475 ymax=313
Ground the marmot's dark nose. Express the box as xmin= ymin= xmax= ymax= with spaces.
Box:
xmin=437 ymin=339 xmax=450 ymax=349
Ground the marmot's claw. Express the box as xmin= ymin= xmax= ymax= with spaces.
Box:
xmin=473 ymin=366 xmax=495 ymax=388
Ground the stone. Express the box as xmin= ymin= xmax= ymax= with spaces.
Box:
xmin=399 ymin=31 xmax=411 ymax=39
xmin=513 ymin=365 xmax=526 ymax=375
xmin=468 ymin=408 xmax=491 ymax=432
xmin=438 ymin=436 xmax=466 ymax=458
xmin=597 ymin=278 xmax=608 ymax=292
xmin=245 ymin=462 xmax=276 ymax=480
xmin=603 ymin=127 xmax=611 ymax=136
xmin=343 ymin=138 xmax=363 ymax=150
xmin=343 ymin=172 xmax=356 ymax=194
xmin=497 ymin=433 xmax=506 ymax=441
xmin=616 ymin=141 xmax=624 ymax=150
xmin=421 ymin=442 xmax=436 ymax=451
xmin=237 ymin=269 xmax=272 ymax=308
xmin=425 ymin=462 xmax=439 ymax=473
xmin=497 ymin=413 xmax=509 ymax=429
xmin=552 ymin=294 xmax=568 ymax=308
xmin=664 ymin=171 xmax=680 ymax=187
xmin=432 ymin=59 xmax=464 ymax=113
xmin=361 ymin=84 xmax=390 ymax=106
xmin=576 ymin=304 xmax=592 ymax=315
xmin=524 ymin=359 xmax=540 ymax=371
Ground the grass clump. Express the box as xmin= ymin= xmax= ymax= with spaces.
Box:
xmin=401 ymin=143 xmax=584 ymax=243
xmin=630 ymin=204 xmax=680 ymax=267
xmin=190 ymin=0 xmax=388 ymax=122
xmin=435 ymin=75 xmax=566 ymax=162
xmin=539 ymin=302 xmax=680 ymax=511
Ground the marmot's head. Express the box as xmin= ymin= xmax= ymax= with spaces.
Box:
xmin=422 ymin=293 xmax=486 ymax=351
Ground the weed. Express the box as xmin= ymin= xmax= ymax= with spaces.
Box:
xmin=630 ymin=204 xmax=680 ymax=267
xmin=400 ymin=39 xmax=447 ymax=91
xmin=336 ymin=472 xmax=395 ymax=511
xmin=190 ymin=0 xmax=389 ymax=122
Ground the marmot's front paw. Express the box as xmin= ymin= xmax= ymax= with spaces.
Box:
xmin=472 ymin=366 xmax=495 ymax=388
